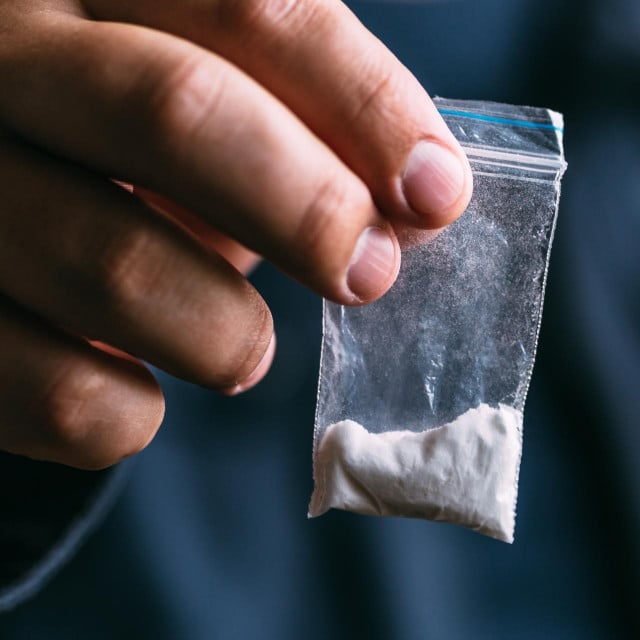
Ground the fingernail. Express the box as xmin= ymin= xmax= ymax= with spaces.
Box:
xmin=221 ymin=333 xmax=276 ymax=396
xmin=346 ymin=227 xmax=398 ymax=302
xmin=402 ymin=141 xmax=465 ymax=217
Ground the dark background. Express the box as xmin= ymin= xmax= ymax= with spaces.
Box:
xmin=1 ymin=0 xmax=638 ymax=637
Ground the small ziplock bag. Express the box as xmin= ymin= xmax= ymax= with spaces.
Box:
xmin=309 ymin=98 xmax=566 ymax=542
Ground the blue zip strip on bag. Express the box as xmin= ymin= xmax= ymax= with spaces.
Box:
xmin=437 ymin=108 xmax=563 ymax=132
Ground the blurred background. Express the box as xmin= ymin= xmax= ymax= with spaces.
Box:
xmin=1 ymin=0 xmax=638 ymax=637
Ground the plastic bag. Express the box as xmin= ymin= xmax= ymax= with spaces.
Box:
xmin=309 ymin=98 xmax=567 ymax=543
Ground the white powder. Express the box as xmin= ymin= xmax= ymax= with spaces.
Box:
xmin=308 ymin=403 xmax=523 ymax=542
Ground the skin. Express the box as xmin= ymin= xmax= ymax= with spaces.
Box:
xmin=0 ymin=0 xmax=472 ymax=470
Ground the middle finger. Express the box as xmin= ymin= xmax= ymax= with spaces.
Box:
xmin=0 ymin=136 xmax=274 ymax=390
xmin=0 ymin=13 xmax=400 ymax=304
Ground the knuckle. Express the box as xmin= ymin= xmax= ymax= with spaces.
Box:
xmin=294 ymin=177 xmax=366 ymax=278
xmin=89 ymin=224 xmax=163 ymax=315
xmin=349 ymin=63 xmax=398 ymax=129
xmin=41 ymin=361 xmax=108 ymax=450
xmin=41 ymin=360 xmax=162 ymax=470
xmin=142 ymin=54 xmax=227 ymax=147
xmin=214 ymin=0 xmax=303 ymax=32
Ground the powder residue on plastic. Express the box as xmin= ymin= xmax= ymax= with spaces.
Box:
xmin=308 ymin=404 xmax=522 ymax=543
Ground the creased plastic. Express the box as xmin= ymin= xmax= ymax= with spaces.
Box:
xmin=309 ymin=98 xmax=566 ymax=542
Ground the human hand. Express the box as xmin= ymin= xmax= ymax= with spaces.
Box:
xmin=0 ymin=0 xmax=472 ymax=469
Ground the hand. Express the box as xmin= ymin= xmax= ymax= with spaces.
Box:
xmin=0 ymin=0 xmax=472 ymax=469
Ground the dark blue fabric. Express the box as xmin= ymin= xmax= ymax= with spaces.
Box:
xmin=0 ymin=456 xmax=130 ymax=612
xmin=1 ymin=0 xmax=638 ymax=637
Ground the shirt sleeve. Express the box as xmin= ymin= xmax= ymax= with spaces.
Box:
xmin=0 ymin=452 xmax=132 ymax=612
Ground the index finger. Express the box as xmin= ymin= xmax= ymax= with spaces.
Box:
xmin=84 ymin=0 xmax=473 ymax=229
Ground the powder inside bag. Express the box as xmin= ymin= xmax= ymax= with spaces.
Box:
xmin=308 ymin=404 xmax=522 ymax=542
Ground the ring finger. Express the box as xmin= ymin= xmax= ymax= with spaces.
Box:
xmin=0 ymin=135 xmax=274 ymax=391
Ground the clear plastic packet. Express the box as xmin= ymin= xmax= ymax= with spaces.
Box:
xmin=308 ymin=98 xmax=567 ymax=543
